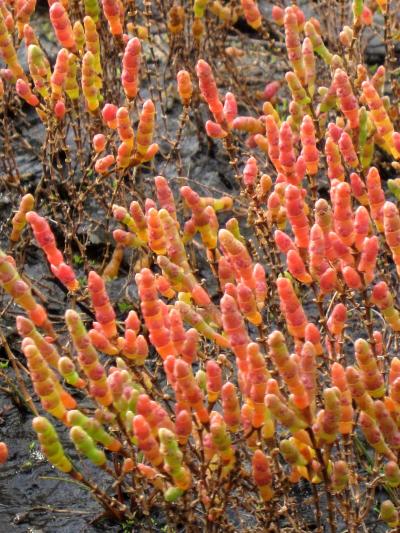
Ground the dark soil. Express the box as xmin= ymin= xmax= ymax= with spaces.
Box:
xmin=0 ymin=4 xmax=398 ymax=533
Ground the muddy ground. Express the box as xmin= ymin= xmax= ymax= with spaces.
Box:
xmin=0 ymin=4 xmax=397 ymax=532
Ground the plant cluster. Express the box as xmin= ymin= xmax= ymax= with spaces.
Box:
xmin=1 ymin=0 xmax=400 ymax=531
